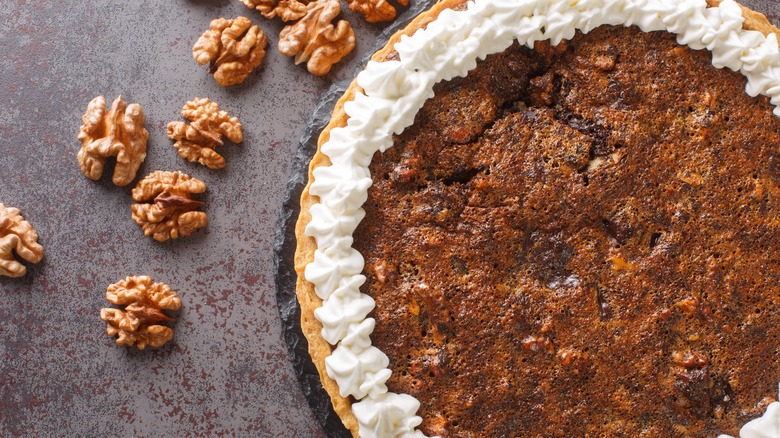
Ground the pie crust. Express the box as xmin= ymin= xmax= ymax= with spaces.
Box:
xmin=294 ymin=0 xmax=780 ymax=436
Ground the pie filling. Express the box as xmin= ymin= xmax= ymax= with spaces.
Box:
xmin=354 ymin=25 xmax=780 ymax=437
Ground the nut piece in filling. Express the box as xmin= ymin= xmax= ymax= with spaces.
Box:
xmin=278 ymin=0 xmax=355 ymax=77
xmin=77 ymin=96 xmax=148 ymax=187
xmin=167 ymin=98 xmax=243 ymax=170
xmin=354 ymin=26 xmax=780 ymax=437
xmin=130 ymin=171 xmax=207 ymax=242
xmin=240 ymin=0 xmax=309 ymax=22
xmin=100 ymin=276 xmax=182 ymax=350
xmin=0 ymin=204 xmax=43 ymax=278
xmin=192 ymin=16 xmax=268 ymax=86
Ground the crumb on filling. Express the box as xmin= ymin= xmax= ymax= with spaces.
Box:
xmin=354 ymin=25 xmax=780 ymax=437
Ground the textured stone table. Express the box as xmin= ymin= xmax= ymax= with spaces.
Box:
xmin=1 ymin=0 xmax=778 ymax=436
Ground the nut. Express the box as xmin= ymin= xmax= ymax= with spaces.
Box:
xmin=192 ymin=16 xmax=268 ymax=86
xmin=557 ymin=347 xmax=590 ymax=374
xmin=372 ymin=260 xmax=391 ymax=283
xmin=0 ymin=204 xmax=44 ymax=278
xmin=278 ymin=0 xmax=356 ymax=76
xmin=240 ymin=0 xmax=308 ymax=22
xmin=674 ymin=295 xmax=713 ymax=320
xmin=672 ymin=351 xmax=708 ymax=369
xmin=167 ymin=98 xmax=243 ymax=169
xmin=77 ymin=96 xmax=149 ymax=186
xmin=131 ymin=171 xmax=208 ymax=242
xmin=347 ymin=0 xmax=401 ymax=23
xmin=675 ymin=296 xmax=700 ymax=317
xmin=100 ymin=276 xmax=182 ymax=350
xmin=521 ymin=335 xmax=554 ymax=353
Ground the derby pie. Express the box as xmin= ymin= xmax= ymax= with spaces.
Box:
xmin=295 ymin=0 xmax=780 ymax=436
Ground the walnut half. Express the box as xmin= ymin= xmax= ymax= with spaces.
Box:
xmin=0 ymin=204 xmax=44 ymax=278
xmin=131 ymin=171 xmax=208 ymax=242
xmin=278 ymin=0 xmax=356 ymax=76
xmin=100 ymin=276 xmax=182 ymax=350
xmin=347 ymin=0 xmax=405 ymax=23
xmin=241 ymin=0 xmax=309 ymax=22
xmin=193 ymin=17 xmax=268 ymax=86
xmin=77 ymin=96 xmax=149 ymax=186
xmin=167 ymin=98 xmax=243 ymax=169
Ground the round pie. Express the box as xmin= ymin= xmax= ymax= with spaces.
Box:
xmin=295 ymin=0 xmax=780 ymax=436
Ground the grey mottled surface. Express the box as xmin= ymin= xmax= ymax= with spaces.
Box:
xmin=0 ymin=0 xmax=387 ymax=436
xmin=1 ymin=0 xmax=779 ymax=437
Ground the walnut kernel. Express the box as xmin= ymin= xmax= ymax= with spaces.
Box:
xmin=241 ymin=0 xmax=309 ymax=22
xmin=167 ymin=98 xmax=243 ymax=169
xmin=77 ymin=96 xmax=149 ymax=186
xmin=0 ymin=204 xmax=44 ymax=278
xmin=100 ymin=276 xmax=182 ymax=350
xmin=278 ymin=0 xmax=356 ymax=76
xmin=193 ymin=16 xmax=268 ymax=86
xmin=347 ymin=0 xmax=398 ymax=23
xmin=131 ymin=171 xmax=208 ymax=242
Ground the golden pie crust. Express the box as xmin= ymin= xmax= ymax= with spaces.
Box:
xmin=294 ymin=0 xmax=780 ymax=435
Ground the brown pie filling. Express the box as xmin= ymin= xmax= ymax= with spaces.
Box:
xmin=353 ymin=25 xmax=780 ymax=437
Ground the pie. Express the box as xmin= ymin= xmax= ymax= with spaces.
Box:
xmin=294 ymin=0 xmax=780 ymax=436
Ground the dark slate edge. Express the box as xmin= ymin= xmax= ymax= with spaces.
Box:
xmin=275 ymin=81 xmax=352 ymax=438
xmin=274 ymin=0 xmax=438 ymax=436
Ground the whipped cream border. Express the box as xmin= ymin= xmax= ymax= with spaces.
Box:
xmin=303 ymin=0 xmax=780 ymax=436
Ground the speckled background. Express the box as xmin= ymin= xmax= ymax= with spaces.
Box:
xmin=0 ymin=0 xmax=390 ymax=435
xmin=1 ymin=0 xmax=779 ymax=436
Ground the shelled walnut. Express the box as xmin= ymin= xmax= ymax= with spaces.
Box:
xmin=240 ymin=0 xmax=308 ymax=22
xmin=167 ymin=98 xmax=243 ymax=169
xmin=347 ymin=0 xmax=404 ymax=23
xmin=278 ymin=0 xmax=355 ymax=76
xmin=77 ymin=96 xmax=149 ymax=186
xmin=193 ymin=16 xmax=268 ymax=86
xmin=0 ymin=204 xmax=44 ymax=278
xmin=131 ymin=171 xmax=208 ymax=242
xmin=100 ymin=276 xmax=182 ymax=350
